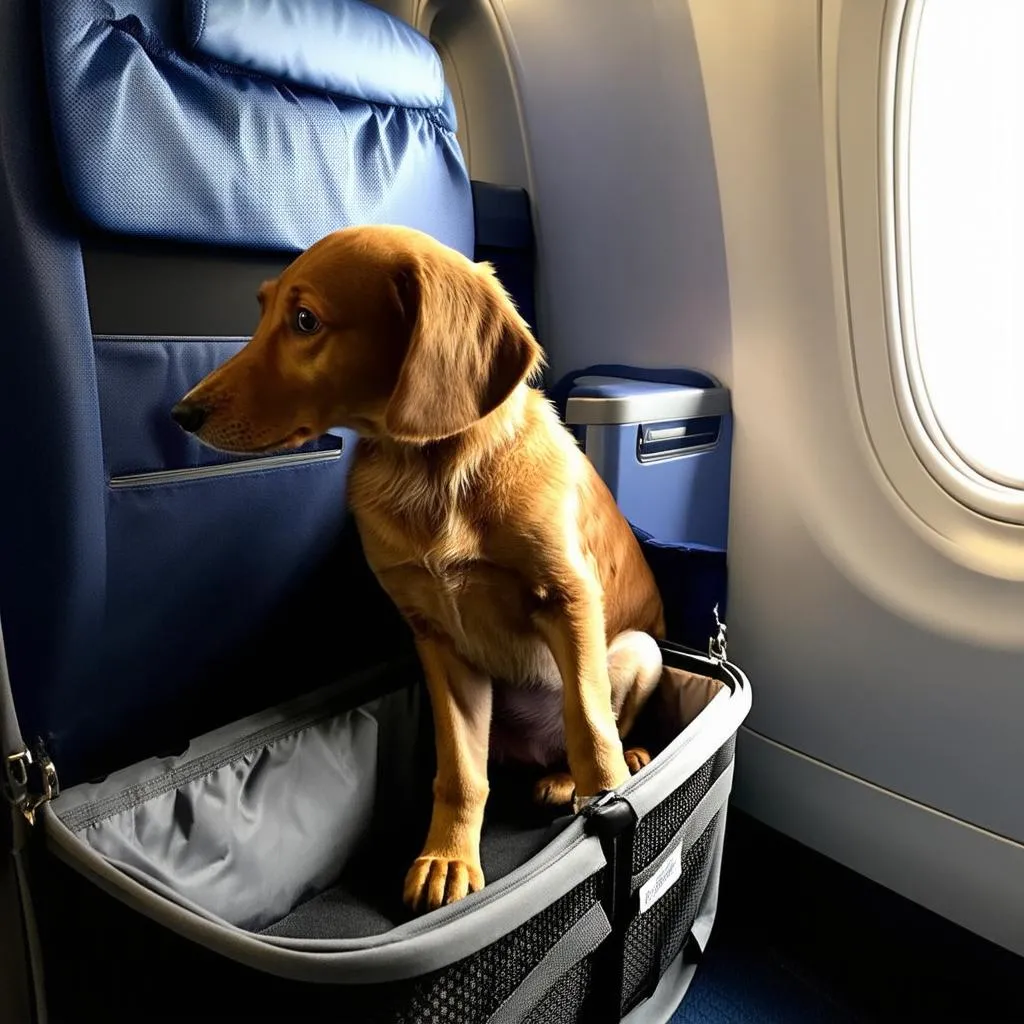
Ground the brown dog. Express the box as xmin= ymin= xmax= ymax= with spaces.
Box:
xmin=172 ymin=225 xmax=665 ymax=913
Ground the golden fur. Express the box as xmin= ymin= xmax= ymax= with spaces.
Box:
xmin=176 ymin=225 xmax=666 ymax=913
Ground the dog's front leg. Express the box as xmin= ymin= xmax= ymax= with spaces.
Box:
xmin=534 ymin=581 xmax=630 ymax=801
xmin=404 ymin=635 xmax=492 ymax=913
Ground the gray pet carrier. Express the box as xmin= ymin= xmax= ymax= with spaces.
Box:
xmin=4 ymin=619 xmax=749 ymax=1023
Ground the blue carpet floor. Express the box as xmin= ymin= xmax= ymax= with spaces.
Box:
xmin=668 ymin=813 xmax=1023 ymax=1023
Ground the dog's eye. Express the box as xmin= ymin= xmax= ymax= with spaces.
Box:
xmin=295 ymin=308 xmax=321 ymax=335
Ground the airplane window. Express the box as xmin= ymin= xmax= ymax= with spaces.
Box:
xmin=896 ymin=0 xmax=1024 ymax=491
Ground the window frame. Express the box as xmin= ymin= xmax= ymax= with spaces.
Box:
xmin=889 ymin=0 xmax=1024 ymax=513
xmin=826 ymin=0 xmax=1024 ymax=581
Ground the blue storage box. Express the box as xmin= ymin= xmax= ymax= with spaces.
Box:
xmin=550 ymin=366 xmax=733 ymax=651
xmin=560 ymin=368 xmax=732 ymax=551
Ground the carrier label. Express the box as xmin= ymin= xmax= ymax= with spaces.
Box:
xmin=638 ymin=842 xmax=683 ymax=913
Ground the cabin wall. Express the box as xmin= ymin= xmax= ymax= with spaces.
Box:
xmin=381 ymin=0 xmax=1024 ymax=954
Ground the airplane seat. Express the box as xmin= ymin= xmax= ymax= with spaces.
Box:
xmin=0 ymin=0 xmax=533 ymax=787
xmin=0 ymin=9 xmax=752 ymax=1024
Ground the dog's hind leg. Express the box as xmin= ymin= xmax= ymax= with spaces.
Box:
xmin=609 ymin=630 xmax=663 ymax=742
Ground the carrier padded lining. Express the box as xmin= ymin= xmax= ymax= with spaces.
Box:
xmin=259 ymin=819 xmax=566 ymax=939
xmin=260 ymin=881 xmax=394 ymax=939
xmin=54 ymin=663 xmax=722 ymax=941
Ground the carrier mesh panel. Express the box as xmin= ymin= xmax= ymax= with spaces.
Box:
xmin=37 ymin=852 xmax=605 ymax=1024
xmin=391 ymin=872 xmax=603 ymax=1024
xmin=631 ymin=737 xmax=734 ymax=875
xmin=522 ymin=953 xmax=596 ymax=1024
xmin=621 ymin=814 xmax=721 ymax=1014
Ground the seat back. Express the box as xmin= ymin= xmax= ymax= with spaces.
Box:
xmin=0 ymin=0 xmax=476 ymax=784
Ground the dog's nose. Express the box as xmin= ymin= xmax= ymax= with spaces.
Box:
xmin=170 ymin=401 xmax=209 ymax=434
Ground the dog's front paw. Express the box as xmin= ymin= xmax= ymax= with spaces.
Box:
xmin=533 ymin=771 xmax=577 ymax=807
xmin=624 ymin=747 xmax=651 ymax=774
xmin=403 ymin=855 xmax=485 ymax=913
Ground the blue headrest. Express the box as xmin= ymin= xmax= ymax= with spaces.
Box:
xmin=41 ymin=0 xmax=473 ymax=254
xmin=184 ymin=0 xmax=445 ymax=109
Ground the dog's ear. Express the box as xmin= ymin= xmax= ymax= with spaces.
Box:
xmin=384 ymin=255 xmax=543 ymax=443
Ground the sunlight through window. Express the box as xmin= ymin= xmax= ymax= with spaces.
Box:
xmin=900 ymin=0 xmax=1024 ymax=488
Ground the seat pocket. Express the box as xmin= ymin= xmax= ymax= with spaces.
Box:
xmin=94 ymin=334 xmax=347 ymax=481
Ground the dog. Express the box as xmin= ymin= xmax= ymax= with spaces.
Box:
xmin=171 ymin=225 xmax=666 ymax=914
